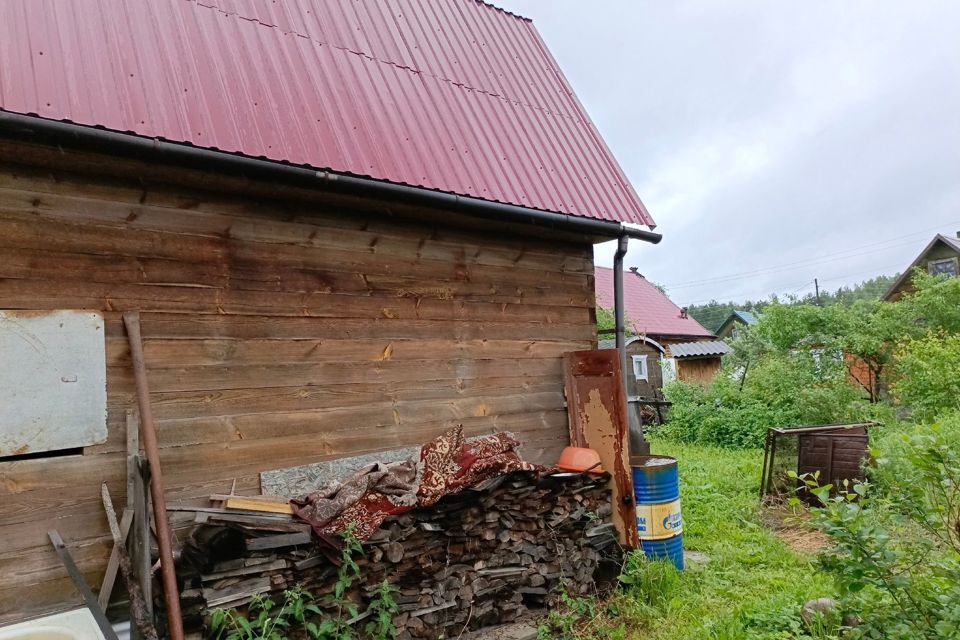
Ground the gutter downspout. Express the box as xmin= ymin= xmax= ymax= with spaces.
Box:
xmin=614 ymin=235 xmax=649 ymax=457
xmin=614 ymin=235 xmax=629 ymax=386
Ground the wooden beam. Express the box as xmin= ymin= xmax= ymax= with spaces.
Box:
xmin=47 ymin=530 xmax=120 ymax=640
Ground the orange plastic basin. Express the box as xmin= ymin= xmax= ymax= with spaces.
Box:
xmin=556 ymin=446 xmax=604 ymax=474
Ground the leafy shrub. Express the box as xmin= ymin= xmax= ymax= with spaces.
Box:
xmin=659 ymin=351 xmax=862 ymax=448
xmin=617 ymin=551 xmax=682 ymax=609
xmin=705 ymin=604 xmax=842 ymax=640
xmin=537 ymin=554 xmax=682 ymax=640
xmin=209 ymin=526 xmax=398 ymax=640
xmin=807 ymin=415 xmax=960 ymax=639
xmin=891 ymin=332 xmax=960 ymax=421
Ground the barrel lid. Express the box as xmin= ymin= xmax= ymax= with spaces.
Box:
xmin=630 ymin=455 xmax=677 ymax=468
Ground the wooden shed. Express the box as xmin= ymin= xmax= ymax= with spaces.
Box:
xmin=595 ymin=269 xmax=731 ymax=397
xmin=599 ymin=336 xmax=667 ymax=399
xmin=667 ymin=341 xmax=733 ymax=385
xmin=0 ymin=0 xmax=659 ymax=624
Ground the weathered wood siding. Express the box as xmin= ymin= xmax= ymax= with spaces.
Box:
xmin=624 ymin=340 xmax=664 ymax=398
xmin=0 ymin=160 xmax=595 ymax=622
xmin=675 ymin=357 xmax=722 ymax=385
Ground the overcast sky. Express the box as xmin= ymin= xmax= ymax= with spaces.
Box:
xmin=497 ymin=0 xmax=960 ymax=307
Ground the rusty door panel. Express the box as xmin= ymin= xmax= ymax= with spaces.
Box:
xmin=563 ymin=349 xmax=638 ymax=548
xmin=798 ymin=434 xmax=869 ymax=489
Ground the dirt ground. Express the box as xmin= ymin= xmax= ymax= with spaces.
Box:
xmin=760 ymin=502 xmax=832 ymax=555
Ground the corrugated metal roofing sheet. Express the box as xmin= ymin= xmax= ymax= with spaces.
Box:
xmin=595 ymin=267 xmax=715 ymax=339
xmin=668 ymin=340 xmax=732 ymax=359
xmin=940 ymin=234 xmax=960 ymax=252
xmin=0 ymin=0 xmax=653 ymax=226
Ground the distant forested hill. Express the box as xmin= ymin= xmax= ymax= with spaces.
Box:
xmin=687 ymin=273 xmax=900 ymax=333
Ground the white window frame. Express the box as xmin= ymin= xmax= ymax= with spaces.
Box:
xmin=632 ymin=355 xmax=649 ymax=381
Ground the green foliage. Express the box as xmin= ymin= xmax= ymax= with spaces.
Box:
xmin=537 ymin=589 xmax=608 ymax=640
xmin=595 ymin=306 xmax=617 ymax=337
xmin=659 ymin=349 xmax=862 ymax=448
xmin=687 ymin=274 xmax=899 ymax=333
xmin=210 ymin=588 xmax=315 ymax=640
xmin=616 ymin=551 xmax=682 ymax=607
xmin=543 ymin=439 xmax=833 ymax=639
xmin=704 ymin=604 xmax=842 ymax=640
xmin=537 ymin=557 xmax=684 ymax=640
xmin=595 ymin=306 xmax=636 ymax=338
xmin=805 ymin=415 xmax=960 ymax=639
xmin=897 ymin=270 xmax=960 ymax=333
xmin=662 ymin=272 xmax=960 ymax=446
xmin=363 ymin=581 xmax=399 ymax=640
xmin=209 ymin=526 xmax=397 ymax=640
xmin=891 ymin=332 xmax=960 ymax=421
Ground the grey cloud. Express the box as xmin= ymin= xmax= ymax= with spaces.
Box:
xmin=497 ymin=0 xmax=960 ymax=304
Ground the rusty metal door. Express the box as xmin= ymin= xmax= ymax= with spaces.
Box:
xmin=798 ymin=432 xmax=869 ymax=494
xmin=563 ymin=349 xmax=638 ymax=548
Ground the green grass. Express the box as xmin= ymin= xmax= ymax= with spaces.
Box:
xmin=613 ymin=438 xmax=837 ymax=639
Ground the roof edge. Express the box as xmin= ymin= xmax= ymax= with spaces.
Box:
xmin=472 ymin=0 xmax=532 ymax=22
xmin=0 ymin=110 xmax=663 ymax=244
xmin=882 ymin=234 xmax=956 ymax=300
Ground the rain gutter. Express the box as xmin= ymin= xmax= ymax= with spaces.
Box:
xmin=0 ymin=112 xmax=662 ymax=244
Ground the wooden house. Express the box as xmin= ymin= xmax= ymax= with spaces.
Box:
xmin=0 ymin=0 xmax=659 ymax=623
xmin=716 ymin=309 xmax=759 ymax=340
xmin=595 ymin=268 xmax=730 ymax=400
xmin=883 ymin=233 xmax=960 ymax=301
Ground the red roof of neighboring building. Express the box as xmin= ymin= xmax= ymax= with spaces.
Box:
xmin=595 ymin=266 xmax=714 ymax=339
xmin=0 ymin=0 xmax=653 ymax=227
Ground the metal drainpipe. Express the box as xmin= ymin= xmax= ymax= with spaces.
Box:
xmin=613 ymin=235 xmax=648 ymax=458
xmin=614 ymin=235 xmax=629 ymax=380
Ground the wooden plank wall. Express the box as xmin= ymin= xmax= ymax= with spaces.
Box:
xmin=624 ymin=341 xmax=665 ymax=397
xmin=0 ymin=161 xmax=596 ymax=622
xmin=676 ymin=358 xmax=722 ymax=385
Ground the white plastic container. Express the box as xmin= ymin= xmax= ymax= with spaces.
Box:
xmin=0 ymin=609 xmax=107 ymax=640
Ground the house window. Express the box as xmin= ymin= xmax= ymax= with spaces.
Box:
xmin=928 ymin=257 xmax=958 ymax=277
xmin=632 ymin=355 xmax=649 ymax=381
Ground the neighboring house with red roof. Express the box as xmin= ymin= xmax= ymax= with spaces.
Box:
xmin=0 ymin=0 xmax=657 ymax=622
xmin=596 ymin=267 xmax=730 ymax=400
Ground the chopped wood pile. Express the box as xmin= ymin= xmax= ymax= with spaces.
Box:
xmin=178 ymin=471 xmax=619 ymax=638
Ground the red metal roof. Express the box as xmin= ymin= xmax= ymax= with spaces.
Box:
xmin=595 ymin=267 xmax=714 ymax=339
xmin=0 ymin=0 xmax=653 ymax=226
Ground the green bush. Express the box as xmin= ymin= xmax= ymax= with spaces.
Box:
xmin=658 ymin=351 xmax=863 ymax=448
xmin=891 ymin=332 xmax=960 ymax=421
xmin=808 ymin=414 xmax=960 ymax=639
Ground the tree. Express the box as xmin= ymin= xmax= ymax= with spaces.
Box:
xmin=596 ymin=307 xmax=636 ymax=339
xmin=686 ymin=273 xmax=900 ymax=332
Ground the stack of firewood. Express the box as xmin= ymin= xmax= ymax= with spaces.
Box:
xmin=178 ymin=471 xmax=620 ymax=638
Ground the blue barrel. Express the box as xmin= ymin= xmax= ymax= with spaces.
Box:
xmin=633 ymin=456 xmax=684 ymax=570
